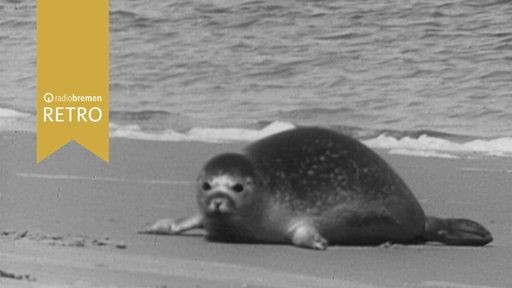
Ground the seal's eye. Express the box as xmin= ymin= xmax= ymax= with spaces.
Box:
xmin=202 ymin=182 xmax=211 ymax=191
xmin=232 ymin=183 xmax=244 ymax=193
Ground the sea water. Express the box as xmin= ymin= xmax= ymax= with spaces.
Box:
xmin=1 ymin=0 xmax=511 ymax=158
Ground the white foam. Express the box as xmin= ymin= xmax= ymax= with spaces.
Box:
xmin=0 ymin=107 xmax=30 ymax=118
xmin=387 ymin=149 xmax=459 ymax=159
xmin=111 ymin=124 xmax=512 ymax=158
xmin=464 ymin=138 xmax=512 ymax=156
xmin=187 ymin=121 xmax=296 ymax=142
xmin=4 ymin=114 xmax=510 ymax=159
xmin=0 ymin=107 xmax=35 ymax=132
xmin=111 ymin=121 xmax=296 ymax=143
xmin=363 ymin=134 xmax=512 ymax=158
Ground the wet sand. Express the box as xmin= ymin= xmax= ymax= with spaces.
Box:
xmin=1 ymin=131 xmax=511 ymax=288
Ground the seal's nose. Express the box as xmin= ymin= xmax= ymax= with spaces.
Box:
xmin=206 ymin=194 xmax=234 ymax=216
xmin=212 ymin=198 xmax=223 ymax=210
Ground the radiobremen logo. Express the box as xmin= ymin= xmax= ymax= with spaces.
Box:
xmin=36 ymin=0 xmax=109 ymax=163
xmin=42 ymin=93 xmax=103 ymax=123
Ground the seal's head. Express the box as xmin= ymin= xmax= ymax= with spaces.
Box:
xmin=197 ymin=153 xmax=257 ymax=218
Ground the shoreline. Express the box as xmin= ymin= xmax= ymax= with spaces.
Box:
xmin=2 ymin=112 xmax=512 ymax=159
xmin=1 ymin=131 xmax=511 ymax=288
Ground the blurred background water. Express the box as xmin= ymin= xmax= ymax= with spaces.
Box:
xmin=1 ymin=0 xmax=511 ymax=141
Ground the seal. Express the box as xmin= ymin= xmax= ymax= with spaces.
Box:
xmin=141 ymin=127 xmax=493 ymax=249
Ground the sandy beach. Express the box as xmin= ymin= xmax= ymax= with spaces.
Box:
xmin=1 ymin=131 xmax=511 ymax=288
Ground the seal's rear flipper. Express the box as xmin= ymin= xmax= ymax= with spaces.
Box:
xmin=139 ymin=214 xmax=203 ymax=235
xmin=424 ymin=217 xmax=493 ymax=246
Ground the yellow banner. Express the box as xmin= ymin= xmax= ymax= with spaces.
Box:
xmin=37 ymin=0 xmax=109 ymax=163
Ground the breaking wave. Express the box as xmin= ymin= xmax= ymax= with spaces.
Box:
xmin=2 ymin=107 xmax=511 ymax=159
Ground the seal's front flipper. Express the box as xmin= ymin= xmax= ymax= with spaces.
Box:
xmin=139 ymin=214 xmax=203 ymax=235
xmin=424 ymin=217 xmax=493 ymax=246
xmin=288 ymin=222 xmax=328 ymax=250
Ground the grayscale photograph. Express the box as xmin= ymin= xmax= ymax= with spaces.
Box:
xmin=1 ymin=0 xmax=511 ymax=287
